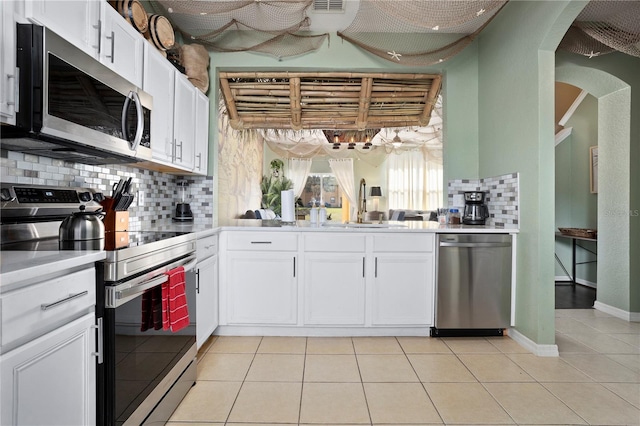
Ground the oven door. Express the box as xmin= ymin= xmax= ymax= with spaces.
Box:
xmin=99 ymin=255 xmax=197 ymax=426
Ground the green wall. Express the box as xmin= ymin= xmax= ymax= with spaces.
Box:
xmin=555 ymin=94 xmax=598 ymax=284
xmin=476 ymin=0 xmax=584 ymax=345
xmin=205 ymin=0 xmax=640 ymax=345
xmin=208 ymin=33 xmax=482 ymax=218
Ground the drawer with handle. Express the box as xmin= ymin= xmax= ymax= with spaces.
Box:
xmin=197 ymin=234 xmax=218 ymax=260
xmin=226 ymin=232 xmax=298 ymax=251
xmin=1 ymin=268 xmax=96 ymax=350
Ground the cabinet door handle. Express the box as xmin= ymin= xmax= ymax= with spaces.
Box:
xmin=250 ymin=241 xmax=272 ymax=244
xmin=293 ymin=257 xmax=296 ymax=278
xmin=196 ymin=269 xmax=200 ymax=293
xmin=106 ymin=31 xmax=115 ymax=63
xmin=375 ymin=257 xmax=378 ymax=278
xmin=172 ymin=139 xmax=177 ymax=162
xmin=363 ymin=257 xmax=366 ymax=277
xmin=176 ymin=141 xmax=183 ymax=161
xmin=6 ymin=73 xmax=16 ymax=107
xmin=92 ymin=317 xmax=103 ymax=364
xmin=41 ymin=290 xmax=89 ymax=310
xmin=196 ymin=153 xmax=202 ymax=170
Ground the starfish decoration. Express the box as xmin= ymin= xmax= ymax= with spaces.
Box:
xmin=587 ymin=51 xmax=600 ymax=58
xmin=387 ymin=51 xmax=402 ymax=61
xmin=432 ymin=25 xmax=440 ymax=31
xmin=476 ymin=8 xmax=486 ymax=16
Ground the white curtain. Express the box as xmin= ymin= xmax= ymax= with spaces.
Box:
xmin=288 ymin=158 xmax=312 ymax=199
xmin=387 ymin=150 xmax=443 ymax=211
xmin=328 ymin=158 xmax=357 ymax=221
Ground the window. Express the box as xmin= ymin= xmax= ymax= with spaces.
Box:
xmin=387 ymin=150 xmax=443 ymax=211
xmin=300 ymin=174 xmax=342 ymax=208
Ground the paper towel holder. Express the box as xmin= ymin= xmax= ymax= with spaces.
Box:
xmin=280 ymin=189 xmax=297 ymax=226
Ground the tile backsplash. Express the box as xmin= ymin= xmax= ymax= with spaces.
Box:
xmin=448 ymin=172 xmax=519 ymax=228
xmin=1 ymin=150 xmax=214 ymax=230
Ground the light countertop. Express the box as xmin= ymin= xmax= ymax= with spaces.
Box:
xmin=146 ymin=219 xmax=518 ymax=235
xmin=214 ymin=219 xmax=518 ymax=233
xmin=0 ymin=250 xmax=106 ymax=292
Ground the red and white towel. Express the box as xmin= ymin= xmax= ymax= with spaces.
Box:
xmin=161 ymin=266 xmax=190 ymax=332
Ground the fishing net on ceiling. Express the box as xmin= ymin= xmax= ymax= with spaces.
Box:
xmin=338 ymin=0 xmax=507 ymax=66
xmin=149 ymin=0 xmax=328 ymax=58
xmin=558 ymin=1 xmax=640 ymax=59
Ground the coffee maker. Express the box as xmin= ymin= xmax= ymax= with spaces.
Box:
xmin=173 ymin=180 xmax=193 ymax=222
xmin=462 ymin=191 xmax=489 ymax=225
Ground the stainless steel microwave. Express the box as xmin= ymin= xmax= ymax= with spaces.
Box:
xmin=1 ymin=24 xmax=152 ymax=165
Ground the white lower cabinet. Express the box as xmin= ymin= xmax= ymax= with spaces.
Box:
xmin=372 ymin=254 xmax=434 ymax=325
xmin=219 ymin=231 xmax=435 ymax=332
xmin=304 ymin=253 xmax=366 ymax=325
xmin=371 ymin=234 xmax=435 ymax=326
xmin=0 ymin=313 xmax=96 ymax=426
xmin=195 ymin=233 xmax=219 ymax=348
xmin=226 ymin=252 xmax=297 ymax=325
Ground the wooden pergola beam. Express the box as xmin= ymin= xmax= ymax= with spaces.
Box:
xmin=219 ymin=72 xmax=443 ymax=131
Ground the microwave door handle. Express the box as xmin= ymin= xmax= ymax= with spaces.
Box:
xmin=121 ymin=91 xmax=143 ymax=151
xmin=131 ymin=91 xmax=143 ymax=150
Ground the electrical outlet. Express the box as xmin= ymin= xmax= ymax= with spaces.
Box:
xmin=137 ymin=190 xmax=145 ymax=207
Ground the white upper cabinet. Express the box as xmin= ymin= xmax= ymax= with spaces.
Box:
xmin=194 ymin=90 xmax=210 ymax=176
xmin=25 ymin=0 xmax=101 ymax=58
xmin=0 ymin=1 xmax=18 ymax=124
xmin=99 ymin=2 xmax=144 ymax=86
xmin=143 ymin=44 xmax=176 ymax=164
xmin=25 ymin=1 xmax=143 ymax=86
xmin=143 ymin=44 xmax=207 ymax=174
xmin=173 ymin=74 xmax=196 ymax=171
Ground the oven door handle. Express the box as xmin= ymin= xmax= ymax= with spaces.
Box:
xmin=106 ymin=254 xmax=197 ymax=308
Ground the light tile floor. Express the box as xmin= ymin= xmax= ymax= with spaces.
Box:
xmin=169 ymin=309 xmax=640 ymax=425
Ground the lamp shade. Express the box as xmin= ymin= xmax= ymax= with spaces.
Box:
xmin=370 ymin=186 xmax=382 ymax=197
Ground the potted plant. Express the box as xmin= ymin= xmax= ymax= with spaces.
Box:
xmin=261 ymin=160 xmax=292 ymax=217
xmin=260 ymin=175 xmax=293 ymax=216
xmin=270 ymin=158 xmax=284 ymax=177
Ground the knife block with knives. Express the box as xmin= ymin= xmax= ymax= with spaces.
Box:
xmin=101 ymin=177 xmax=134 ymax=249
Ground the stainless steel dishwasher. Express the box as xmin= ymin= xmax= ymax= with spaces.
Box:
xmin=431 ymin=234 xmax=512 ymax=336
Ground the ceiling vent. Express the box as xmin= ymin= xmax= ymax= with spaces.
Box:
xmin=313 ymin=0 xmax=344 ymax=12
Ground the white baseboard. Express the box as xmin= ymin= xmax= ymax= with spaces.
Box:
xmin=215 ymin=325 xmax=432 ymax=337
xmin=508 ymin=328 xmax=559 ymax=357
xmin=594 ymin=301 xmax=640 ymax=322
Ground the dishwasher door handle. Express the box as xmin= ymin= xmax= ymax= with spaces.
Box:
xmin=439 ymin=242 xmax=511 ymax=248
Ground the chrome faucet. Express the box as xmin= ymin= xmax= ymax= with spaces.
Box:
xmin=357 ymin=178 xmax=367 ymax=223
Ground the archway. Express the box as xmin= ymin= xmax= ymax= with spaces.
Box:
xmin=556 ymin=59 xmax=632 ymax=318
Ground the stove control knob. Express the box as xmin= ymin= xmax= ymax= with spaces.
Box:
xmin=1 ymin=188 xmax=15 ymax=202
xmin=78 ymin=191 xmax=92 ymax=202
